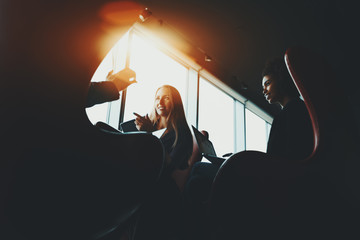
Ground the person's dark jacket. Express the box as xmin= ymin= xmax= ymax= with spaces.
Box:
xmin=86 ymin=81 xmax=119 ymax=108
xmin=267 ymin=97 xmax=313 ymax=160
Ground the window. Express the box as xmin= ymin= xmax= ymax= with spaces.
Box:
xmin=86 ymin=31 xmax=189 ymax=127
xmin=198 ymin=77 xmax=235 ymax=157
xmin=266 ymin=122 xmax=272 ymax=140
xmin=234 ymin=100 xmax=246 ymax=152
xmin=85 ymin=25 xmax=273 ymax=155
xmin=86 ymin=32 xmax=129 ymax=125
xmin=245 ymin=109 xmax=268 ymax=152
xmin=123 ymin=33 xmax=188 ymax=122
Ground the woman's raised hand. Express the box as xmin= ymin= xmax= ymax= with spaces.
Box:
xmin=134 ymin=112 xmax=154 ymax=132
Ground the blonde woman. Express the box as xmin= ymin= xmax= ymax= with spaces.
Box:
xmin=134 ymin=85 xmax=193 ymax=174
xmin=131 ymin=85 xmax=193 ymax=239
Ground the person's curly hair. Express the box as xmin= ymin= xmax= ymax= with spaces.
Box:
xmin=262 ymin=57 xmax=299 ymax=98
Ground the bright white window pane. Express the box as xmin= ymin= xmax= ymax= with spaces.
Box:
xmin=266 ymin=122 xmax=272 ymax=140
xmin=85 ymin=32 xmax=128 ymax=125
xmin=123 ymin=34 xmax=188 ymax=121
xmin=235 ymin=100 xmax=246 ymax=152
xmin=198 ymin=78 xmax=235 ymax=157
xmin=245 ymin=109 xmax=267 ymax=152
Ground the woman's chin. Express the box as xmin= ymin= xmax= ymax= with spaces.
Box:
xmin=157 ymin=111 xmax=169 ymax=117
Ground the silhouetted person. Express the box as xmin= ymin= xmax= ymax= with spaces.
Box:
xmin=183 ymin=57 xmax=313 ymax=239
xmin=262 ymin=57 xmax=313 ymax=159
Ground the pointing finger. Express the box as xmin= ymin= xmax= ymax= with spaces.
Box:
xmin=133 ymin=112 xmax=142 ymax=118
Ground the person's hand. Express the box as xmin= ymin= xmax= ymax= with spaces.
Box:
xmin=134 ymin=112 xmax=154 ymax=132
xmin=106 ymin=68 xmax=136 ymax=92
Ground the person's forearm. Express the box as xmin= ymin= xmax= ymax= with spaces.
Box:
xmin=86 ymin=82 xmax=120 ymax=108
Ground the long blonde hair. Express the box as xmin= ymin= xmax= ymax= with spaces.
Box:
xmin=149 ymin=85 xmax=190 ymax=147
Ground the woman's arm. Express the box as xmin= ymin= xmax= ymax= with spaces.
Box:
xmin=133 ymin=113 xmax=154 ymax=132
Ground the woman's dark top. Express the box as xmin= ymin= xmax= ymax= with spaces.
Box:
xmin=160 ymin=125 xmax=193 ymax=173
xmin=267 ymin=97 xmax=314 ymax=160
xmin=134 ymin=125 xmax=193 ymax=239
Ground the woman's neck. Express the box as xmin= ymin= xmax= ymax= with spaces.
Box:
xmin=279 ymin=96 xmax=293 ymax=109
xmin=156 ymin=116 xmax=168 ymax=130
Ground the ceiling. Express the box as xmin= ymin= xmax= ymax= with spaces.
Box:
xmin=134 ymin=0 xmax=358 ymax=117
xmin=1 ymin=0 xmax=357 ymax=122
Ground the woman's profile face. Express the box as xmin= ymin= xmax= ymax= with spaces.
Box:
xmin=262 ymin=75 xmax=283 ymax=104
xmin=155 ymin=87 xmax=173 ymax=117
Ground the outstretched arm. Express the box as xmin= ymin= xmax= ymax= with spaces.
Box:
xmin=106 ymin=68 xmax=136 ymax=92
xmin=133 ymin=112 xmax=154 ymax=132
xmin=86 ymin=68 xmax=136 ymax=108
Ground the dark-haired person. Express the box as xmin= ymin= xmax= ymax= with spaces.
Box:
xmin=183 ymin=57 xmax=313 ymax=238
xmin=262 ymin=57 xmax=313 ymax=160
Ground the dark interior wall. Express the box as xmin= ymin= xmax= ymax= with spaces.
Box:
xmin=321 ymin=1 xmax=359 ymax=133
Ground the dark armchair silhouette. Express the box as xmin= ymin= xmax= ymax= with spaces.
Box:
xmin=2 ymin=1 xmax=165 ymax=240
xmin=207 ymin=46 xmax=358 ymax=239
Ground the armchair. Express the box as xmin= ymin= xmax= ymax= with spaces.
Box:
xmin=207 ymin=46 xmax=357 ymax=239
xmin=2 ymin=1 xmax=164 ymax=240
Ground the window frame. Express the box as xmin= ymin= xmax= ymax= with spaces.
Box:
xmin=87 ymin=22 xmax=273 ymax=154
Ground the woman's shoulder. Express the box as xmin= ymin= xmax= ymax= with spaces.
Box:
xmin=162 ymin=123 xmax=192 ymax=143
xmin=284 ymin=98 xmax=308 ymax=115
xmin=284 ymin=98 xmax=312 ymax=127
xmin=161 ymin=128 xmax=175 ymax=140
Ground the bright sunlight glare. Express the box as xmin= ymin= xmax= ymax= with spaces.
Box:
xmin=86 ymin=32 xmax=129 ymax=124
xmin=123 ymin=33 xmax=187 ymax=121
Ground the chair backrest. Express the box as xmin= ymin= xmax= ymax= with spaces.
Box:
xmin=286 ymin=47 xmax=360 ymax=218
xmin=2 ymin=1 xmax=164 ymax=239
xmin=285 ymin=46 xmax=336 ymax=162
xmin=96 ymin=121 xmax=122 ymax=133
xmin=207 ymin=46 xmax=357 ymax=239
